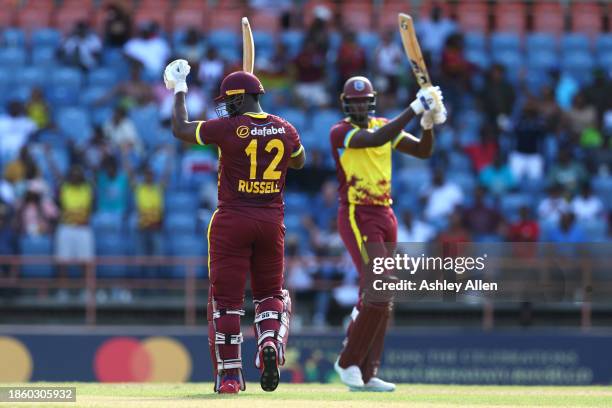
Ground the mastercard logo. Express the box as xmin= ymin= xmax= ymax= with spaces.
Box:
xmin=236 ymin=125 xmax=250 ymax=138
xmin=94 ymin=336 xmax=192 ymax=382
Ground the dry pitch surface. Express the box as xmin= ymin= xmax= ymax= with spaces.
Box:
xmin=1 ymin=383 xmax=611 ymax=408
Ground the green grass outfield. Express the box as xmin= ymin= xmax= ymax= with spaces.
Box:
xmin=1 ymin=383 xmax=611 ymax=408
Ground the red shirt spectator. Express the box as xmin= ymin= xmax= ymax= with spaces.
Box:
xmin=337 ymin=32 xmax=366 ymax=84
xmin=463 ymin=126 xmax=498 ymax=172
xmin=507 ymin=207 xmax=540 ymax=242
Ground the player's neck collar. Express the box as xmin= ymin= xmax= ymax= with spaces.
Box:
xmin=345 ymin=117 xmax=373 ymax=128
xmin=243 ymin=112 xmax=268 ymax=119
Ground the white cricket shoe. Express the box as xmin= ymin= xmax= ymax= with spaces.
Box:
xmin=334 ymin=359 xmax=364 ymax=388
xmin=350 ymin=377 xmax=396 ymax=392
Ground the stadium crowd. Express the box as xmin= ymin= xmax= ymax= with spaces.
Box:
xmin=0 ymin=1 xmax=611 ymax=321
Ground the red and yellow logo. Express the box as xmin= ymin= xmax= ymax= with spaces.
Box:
xmin=236 ymin=125 xmax=250 ymax=138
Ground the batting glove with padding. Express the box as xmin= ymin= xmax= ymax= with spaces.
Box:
xmin=420 ymin=110 xmax=434 ymax=130
xmin=410 ymin=86 xmax=439 ymax=115
xmin=164 ymin=59 xmax=190 ymax=94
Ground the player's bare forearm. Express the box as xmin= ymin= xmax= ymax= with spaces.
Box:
xmin=171 ymin=92 xmax=199 ymax=144
xmin=347 ymin=107 xmax=416 ymax=148
xmin=395 ymin=128 xmax=434 ymax=158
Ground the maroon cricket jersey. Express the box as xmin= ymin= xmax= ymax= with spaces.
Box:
xmin=194 ymin=112 xmax=303 ymax=223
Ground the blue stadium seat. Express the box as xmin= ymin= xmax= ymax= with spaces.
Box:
xmin=465 ymin=49 xmax=490 ymax=69
xmin=579 ymin=219 xmax=607 ymax=242
xmin=457 ymin=109 xmax=484 ymax=132
xmin=357 ymin=31 xmax=380 ymax=59
xmin=253 ymin=31 xmax=275 ymax=59
xmin=0 ymin=48 xmax=26 ymax=67
xmin=491 ymin=50 xmax=523 ymax=82
xmin=597 ymin=51 xmax=612 ymax=70
xmin=31 ymin=46 xmax=58 ymax=66
xmin=18 ymin=66 xmax=46 ymax=88
xmin=280 ymin=30 xmax=304 ymax=58
xmin=91 ymin=106 xmax=113 ymax=126
xmin=490 ymin=32 xmax=521 ymax=52
xmin=165 ymin=213 xmax=197 ymax=235
xmin=168 ymin=235 xmax=206 ymax=278
xmin=527 ymin=50 xmax=558 ymax=71
xmin=79 ymin=86 xmax=107 ymax=107
xmin=592 ymin=176 xmax=612 ymax=209
xmin=96 ymin=234 xmax=129 ymax=278
xmin=448 ymin=152 xmax=472 ymax=173
xmin=20 ymin=235 xmax=54 ymax=278
xmin=276 ymin=108 xmax=306 ymax=132
xmin=129 ymin=105 xmax=160 ymax=136
xmin=311 ymin=110 xmax=342 ymax=136
xmin=47 ymin=86 xmax=79 ymax=107
xmin=92 ymin=212 xmax=124 ymax=235
xmin=88 ymin=68 xmax=117 ymax=88
xmin=464 ymin=32 xmax=486 ymax=52
xmin=208 ymin=30 xmax=239 ymax=61
xmin=165 ymin=191 xmax=198 ymax=214
xmin=2 ymin=28 xmax=25 ymax=47
xmin=595 ymin=33 xmax=612 ymax=54
xmin=526 ymin=32 xmax=557 ymax=54
xmin=561 ymin=51 xmax=594 ymax=85
xmin=561 ymin=33 xmax=591 ymax=52
xmin=285 ymin=192 xmax=310 ymax=212
xmin=446 ymin=172 xmax=476 ymax=195
xmin=51 ymin=67 xmax=83 ymax=89
xmin=56 ymin=107 xmax=92 ymax=141
xmin=6 ymin=86 xmax=33 ymax=103
xmin=500 ymin=193 xmax=533 ymax=220
xmin=31 ymin=28 xmax=61 ymax=48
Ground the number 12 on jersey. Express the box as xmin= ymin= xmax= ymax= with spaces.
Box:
xmin=244 ymin=139 xmax=284 ymax=180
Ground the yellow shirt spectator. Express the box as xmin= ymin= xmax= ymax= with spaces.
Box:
xmin=60 ymin=183 xmax=92 ymax=225
xmin=135 ymin=183 xmax=163 ymax=229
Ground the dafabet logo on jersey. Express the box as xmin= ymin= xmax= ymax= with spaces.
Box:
xmin=236 ymin=125 xmax=250 ymax=138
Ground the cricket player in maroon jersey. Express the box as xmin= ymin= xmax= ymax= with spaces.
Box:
xmin=164 ymin=59 xmax=305 ymax=394
xmin=330 ymin=76 xmax=446 ymax=391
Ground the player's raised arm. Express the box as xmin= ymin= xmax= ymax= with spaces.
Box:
xmin=394 ymin=87 xmax=447 ymax=158
xmin=346 ymin=86 xmax=439 ymax=148
xmin=164 ymin=59 xmax=200 ymax=144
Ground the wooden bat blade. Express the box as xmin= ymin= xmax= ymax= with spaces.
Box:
xmin=242 ymin=17 xmax=254 ymax=73
xmin=398 ymin=13 xmax=431 ymax=88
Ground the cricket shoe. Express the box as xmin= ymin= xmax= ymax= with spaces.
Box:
xmin=259 ymin=341 xmax=280 ymax=392
xmin=217 ymin=375 xmax=241 ymax=394
xmin=334 ymin=359 xmax=364 ymax=388
xmin=350 ymin=377 xmax=396 ymax=392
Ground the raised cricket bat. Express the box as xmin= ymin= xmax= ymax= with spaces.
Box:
xmin=398 ymin=13 xmax=431 ymax=89
xmin=242 ymin=17 xmax=254 ymax=73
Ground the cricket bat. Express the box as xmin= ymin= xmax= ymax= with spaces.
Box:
xmin=242 ymin=17 xmax=254 ymax=73
xmin=398 ymin=13 xmax=431 ymax=89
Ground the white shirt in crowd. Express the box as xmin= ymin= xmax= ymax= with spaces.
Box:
xmin=423 ymin=182 xmax=464 ymax=221
xmin=537 ymin=197 xmax=570 ymax=224
xmin=571 ymin=195 xmax=604 ymax=222
xmin=103 ymin=117 xmax=142 ymax=152
xmin=0 ymin=115 xmax=37 ymax=162
xmin=376 ymin=41 xmax=403 ymax=76
xmin=397 ymin=219 xmax=436 ymax=242
xmin=63 ymin=33 xmax=102 ymax=69
xmin=124 ymin=36 xmax=170 ymax=76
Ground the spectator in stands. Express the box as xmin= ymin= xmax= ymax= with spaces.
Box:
xmin=480 ymin=64 xmax=515 ymax=130
xmin=509 ymin=96 xmax=547 ymax=181
xmin=436 ymin=209 xmax=471 ymax=245
xmin=123 ymin=22 xmax=169 ymax=77
xmin=2 ymin=146 xmax=32 ymax=191
xmin=15 ymin=184 xmax=58 ymax=237
xmin=539 ymin=85 xmax=562 ymax=134
xmin=537 ymin=183 xmax=570 ymax=225
xmin=479 ymin=153 xmax=516 ymax=196
xmin=81 ymin=126 xmax=112 ymax=172
xmin=95 ymin=155 xmax=130 ymax=216
xmin=440 ymin=33 xmax=474 ymax=106
xmin=97 ymin=62 xmax=155 ymax=108
xmin=548 ymin=148 xmax=587 ymax=194
xmin=61 ymin=21 xmax=102 ymax=71
xmin=293 ymin=40 xmax=329 ymax=108
xmin=0 ymin=202 xmax=16 ymax=257
xmin=462 ymin=186 xmax=503 ymax=240
xmin=0 ymin=101 xmax=37 ymax=163
xmin=571 ymin=182 xmax=604 ymax=223
xmin=336 ymin=31 xmax=367 ymax=92
xmin=256 ymin=41 xmax=294 ymax=105
xmin=305 ymin=5 xmax=331 ymax=54
xmin=26 ymin=88 xmax=50 ymax=129
xmin=374 ymin=30 xmax=403 ymax=108
xmin=546 ymin=212 xmax=585 ymax=243
xmin=464 ymin=125 xmax=498 ymax=172
xmin=397 ymin=211 xmax=435 ymax=243
xmin=103 ymin=106 xmax=142 ymax=153
xmin=507 ymin=206 xmax=539 ymax=242
xmin=422 ymin=169 xmax=464 ymax=222
xmin=55 ymin=165 xmax=95 ymax=264
xmin=584 ymin=69 xmax=612 ymax=127
xmin=312 ymin=180 xmax=337 ymax=230
xmin=416 ymin=2 xmax=457 ymax=63
xmin=0 ymin=172 xmax=15 ymax=207
xmin=197 ymin=47 xmax=225 ymax=96
xmin=565 ymin=91 xmax=598 ymax=145
xmin=176 ymin=27 xmax=205 ymax=64
xmin=103 ymin=3 xmax=132 ymax=48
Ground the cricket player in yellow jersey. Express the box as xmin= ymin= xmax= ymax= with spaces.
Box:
xmin=331 ymin=76 xmax=446 ymax=391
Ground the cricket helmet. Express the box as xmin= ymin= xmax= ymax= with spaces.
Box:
xmin=214 ymin=71 xmax=265 ymax=102
xmin=340 ymin=76 xmax=376 ymax=122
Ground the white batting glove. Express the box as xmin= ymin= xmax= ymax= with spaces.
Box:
xmin=420 ymin=110 xmax=434 ymax=130
xmin=410 ymin=86 xmax=438 ymax=115
xmin=163 ymin=59 xmax=190 ymax=94
xmin=433 ymin=103 xmax=447 ymax=125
